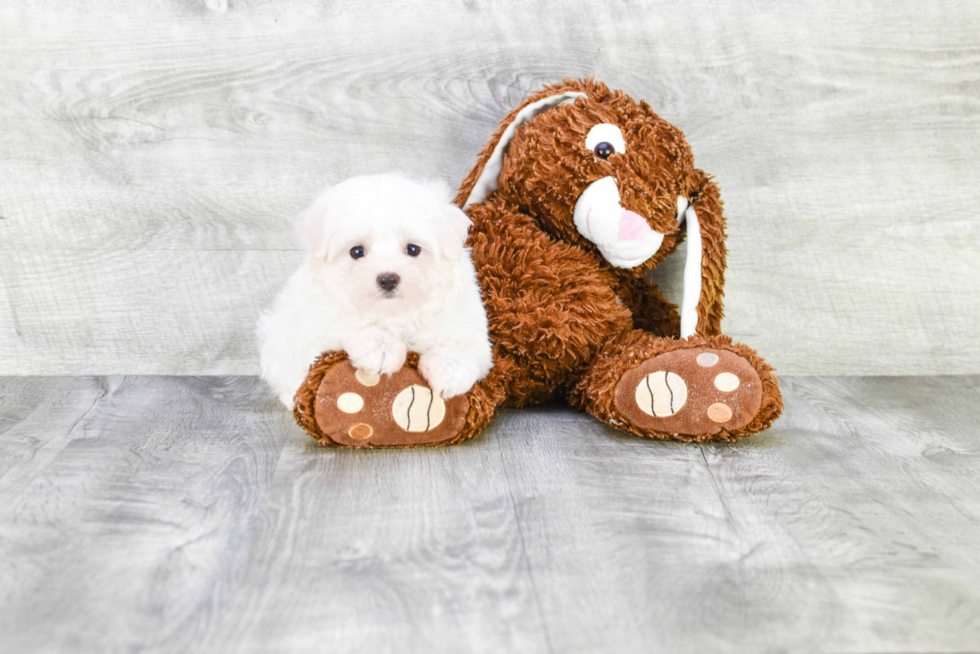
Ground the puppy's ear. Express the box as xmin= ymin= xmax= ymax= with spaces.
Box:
xmin=436 ymin=204 xmax=472 ymax=261
xmin=420 ymin=178 xmax=455 ymax=202
xmin=294 ymin=198 xmax=333 ymax=260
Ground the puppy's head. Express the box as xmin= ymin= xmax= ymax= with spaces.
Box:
xmin=456 ymin=78 xmax=701 ymax=275
xmin=296 ymin=173 xmax=471 ymax=319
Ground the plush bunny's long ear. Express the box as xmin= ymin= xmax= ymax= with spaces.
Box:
xmin=679 ymin=201 xmax=701 ymax=339
xmin=462 ymin=91 xmax=587 ymax=209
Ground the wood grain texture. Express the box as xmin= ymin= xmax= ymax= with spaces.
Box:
xmin=1 ymin=1 xmax=978 ymax=375
xmin=0 ymin=376 xmax=293 ymax=653
xmin=1 ymin=374 xmax=979 ymax=653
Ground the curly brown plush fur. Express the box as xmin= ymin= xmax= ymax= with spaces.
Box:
xmin=295 ymin=78 xmax=783 ymax=447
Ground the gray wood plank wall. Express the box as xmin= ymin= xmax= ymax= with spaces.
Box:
xmin=1 ymin=1 xmax=978 ymax=376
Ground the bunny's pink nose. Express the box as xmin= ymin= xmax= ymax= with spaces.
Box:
xmin=618 ymin=210 xmax=649 ymax=240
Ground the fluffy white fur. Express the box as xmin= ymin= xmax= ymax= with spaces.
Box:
xmin=258 ymin=173 xmax=494 ymax=407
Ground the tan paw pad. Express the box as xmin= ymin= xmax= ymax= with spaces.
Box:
xmin=337 ymin=392 xmax=364 ymax=413
xmin=697 ymin=352 xmax=719 ymax=367
xmin=707 ymin=403 xmax=733 ymax=423
xmin=714 ymin=372 xmax=740 ymax=392
xmin=634 ymin=371 xmax=688 ymax=417
xmin=355 ymin=369 xmax=381 ymax=386
xmin=348 ymin=423 xmax=373 ymax=440
xmin=392 ymin=385 xmax=446 ymax=432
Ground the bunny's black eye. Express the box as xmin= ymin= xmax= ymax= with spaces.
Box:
xmin=405 ymin=244 xmax=421 ymax=257
xmin=594 ymin=142 xmax=615 ymax=160
xmin=350 ymin=246 xmax=365 ymax=259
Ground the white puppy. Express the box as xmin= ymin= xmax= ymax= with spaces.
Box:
xmin=258 ymin=173 xmax=493 ymax=408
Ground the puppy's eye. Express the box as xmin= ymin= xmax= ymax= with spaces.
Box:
xmin=405 ymin=244 xmax=421 ymax=257
xmin=594 ymin=142 xmax=615 ymax=159
xmin=350 ymin=246 xmax=365 ymax=260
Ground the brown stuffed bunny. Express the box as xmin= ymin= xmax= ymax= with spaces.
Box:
xmin=295 ymin=78 xmax=783 ymax=447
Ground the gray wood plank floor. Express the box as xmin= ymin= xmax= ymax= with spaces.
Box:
xmin=1 ymin=375 xmax=979 ymax=653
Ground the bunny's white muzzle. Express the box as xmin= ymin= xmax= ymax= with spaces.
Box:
xmin=573 ymin=176 xmax=674 ymax=269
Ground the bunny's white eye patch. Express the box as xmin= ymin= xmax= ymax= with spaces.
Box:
xmin=585 ymin=123 xmax=626 ymax=156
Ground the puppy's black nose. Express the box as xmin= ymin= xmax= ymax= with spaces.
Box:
xmin=377 ymin=273 xmax=400 ymax=292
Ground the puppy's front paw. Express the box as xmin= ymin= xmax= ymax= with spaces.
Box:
xmin=419 ymin=349 xmax=484 ymax=399
xmin=345 ymin=331 xmax=407 ymax=376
